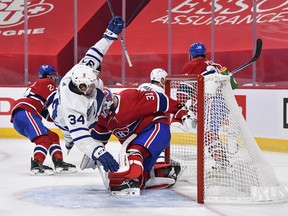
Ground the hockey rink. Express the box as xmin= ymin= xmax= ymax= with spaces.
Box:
xmin=1 ymin=138 xmax=288 ymax=216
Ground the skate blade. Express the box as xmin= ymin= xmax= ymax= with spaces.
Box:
xmin=30 ymin=169 xmax=54 ymax=176
xmin=111 ymin=188 xmax=140 ymax=197
xmin=55 ymin=167 xmax=78 ymax=174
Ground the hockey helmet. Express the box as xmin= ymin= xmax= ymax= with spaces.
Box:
xmin=101 ymin=87 xmax=114 ymax=118
xmin=189 ymin=42 xmax=206 ymax=59
xmin=150 ymin=68 xmax=168 ymax=87
xmin=71 ymin=64 xmax=98 ymax=95
xmin=38 ymin=64 xmax=57 ymax=78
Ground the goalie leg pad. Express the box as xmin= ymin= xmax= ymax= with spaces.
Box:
xmin=108 ymin=151 xmax=144 ymax=195
xmin=110 ymin=179 xmax=141 ymax=197
xmin=144 ymin=173 xmax=176 ymax=189
xmin=143 ymin=163 xmax=181 ymax=189
xmin=154 ymin=163 xmax=181 ymax=180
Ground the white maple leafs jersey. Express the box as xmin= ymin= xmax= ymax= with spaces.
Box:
xmin=51 ymin=85 xmax=104 ymax=157
xmin=50 ymin=38 xmax=113 ymax=158
xmin=137 ymin=83 xmax=164 ymax=93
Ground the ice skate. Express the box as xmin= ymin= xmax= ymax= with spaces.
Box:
xmin=53 ymin=158 xmax=77 ymax=174
xmin=110 ymin=179 xmax=140 ymax=197
xmin=30 ymin=158 xmax=54 ymax=176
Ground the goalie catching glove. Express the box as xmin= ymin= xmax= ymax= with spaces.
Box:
xmin=92 ymin=146 xmax=119 ymax=172
xmin=103 ymin=16 xmax=124 ymax=40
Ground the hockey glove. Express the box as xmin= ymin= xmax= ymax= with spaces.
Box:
xmin=220 ymin=67 xmax=238 ymax=90
xmin=103 ymin=16 xmax=124 ymax=40
xmin=92 ymin=146 xmax=119 ymax=172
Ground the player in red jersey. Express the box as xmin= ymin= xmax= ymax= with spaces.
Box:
xmin=10 ymin=65 xmax=76 ymax=175
xmin=182 ymin=42 xmax=222 ymax=75
xmin=180 ymin=42 xmax=238 ymax=170
xmin=91 ymin=88 xmax=185 ymax=196
xmin=182 ymin=42 xmax=238 ymax=89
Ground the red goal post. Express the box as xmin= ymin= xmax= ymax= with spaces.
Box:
xmin=165 ymin=74 xmax=288 ymax=204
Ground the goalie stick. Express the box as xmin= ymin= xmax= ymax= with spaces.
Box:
xmin=231 ymin=38 xmax=262 ymax=75
xmin=106 ymin=0 xmax=133 ymax=67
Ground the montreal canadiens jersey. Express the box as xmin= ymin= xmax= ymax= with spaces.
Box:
xmin=138 ymin=83 xmax=164 ymax=93
xmin=10 ymin=78 xmax=57 ymax=122
xmin=182 ymin=58 xmax=222 ymax=75
xmin=92 ymin=89 xmax=181 ymax=144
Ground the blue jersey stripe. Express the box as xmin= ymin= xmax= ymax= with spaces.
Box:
xmin=70 ymin=127 xmax=89 ymax=133
xmin=73 ymin=134 xmax=91 ymax=142
xmin=157 ymin=92 xmax=169 ymax=112
xmin=85 ymin=53 xmax=101 ymax=64
xmin=90 ymin=47 xmax=104 ymax=58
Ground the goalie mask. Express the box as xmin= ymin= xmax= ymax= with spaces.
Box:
xmin=71 ymin=64 xmax=98 ymax=95
xmin=101 ymin=87 xmax=114 ymax=118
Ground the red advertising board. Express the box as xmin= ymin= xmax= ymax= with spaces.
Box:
xmin=0 ymin=0 xmax=106 ymax=85
xmin=102 ymin=0 xmax=288 ymax=86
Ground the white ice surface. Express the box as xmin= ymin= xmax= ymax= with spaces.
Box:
xmin=0 ymin=138 xmax=288 ymax=216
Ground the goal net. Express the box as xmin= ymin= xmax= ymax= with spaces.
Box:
xmin=165 ymin=74 xmax=288 ymax=204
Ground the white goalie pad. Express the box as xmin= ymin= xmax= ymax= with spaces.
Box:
xmin=118 ymin=134 xmax=137 ymax=172
xmin=145 ymin=177 xmax=176 ymax=189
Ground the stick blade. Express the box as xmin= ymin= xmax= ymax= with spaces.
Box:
xmin=254 ymin=38 xmax=263 ymax=60
xmin=231 ymin=38 xmax=263 ymax=75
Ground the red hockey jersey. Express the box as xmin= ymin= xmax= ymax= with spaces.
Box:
xmin=182 ymin=58 xmax=222 ymax=75
xmin=10 ymin=78 xmax=57 ymax=122
xmin=93 ymin=89 xmax=181 ymax=144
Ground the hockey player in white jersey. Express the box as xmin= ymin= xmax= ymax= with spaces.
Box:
xmin=51 ymin=16 xmax=125 ymax=172
xmin=138 ymin=68 xmax=168 ymax=93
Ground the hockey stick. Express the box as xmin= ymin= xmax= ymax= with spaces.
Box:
xmin=97 ymin=161 xmax=110 ymax=190
xmin=106 ymin=0 xmax=133 ymax=67
xmin=231 ymin=38 xmax=262 ymax=75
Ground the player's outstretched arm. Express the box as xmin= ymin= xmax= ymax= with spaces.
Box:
xmin=79 ymin=16 xmax=124 ymax=72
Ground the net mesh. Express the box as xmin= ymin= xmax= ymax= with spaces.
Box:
xmin=167 ymin=74 xmax=288 ymax=203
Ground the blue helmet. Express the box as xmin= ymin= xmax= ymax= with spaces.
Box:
xmin=38 ymin=64 xmax=57 ymax=78
xmin=189 ymin=42 xmax=206 ymax=59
